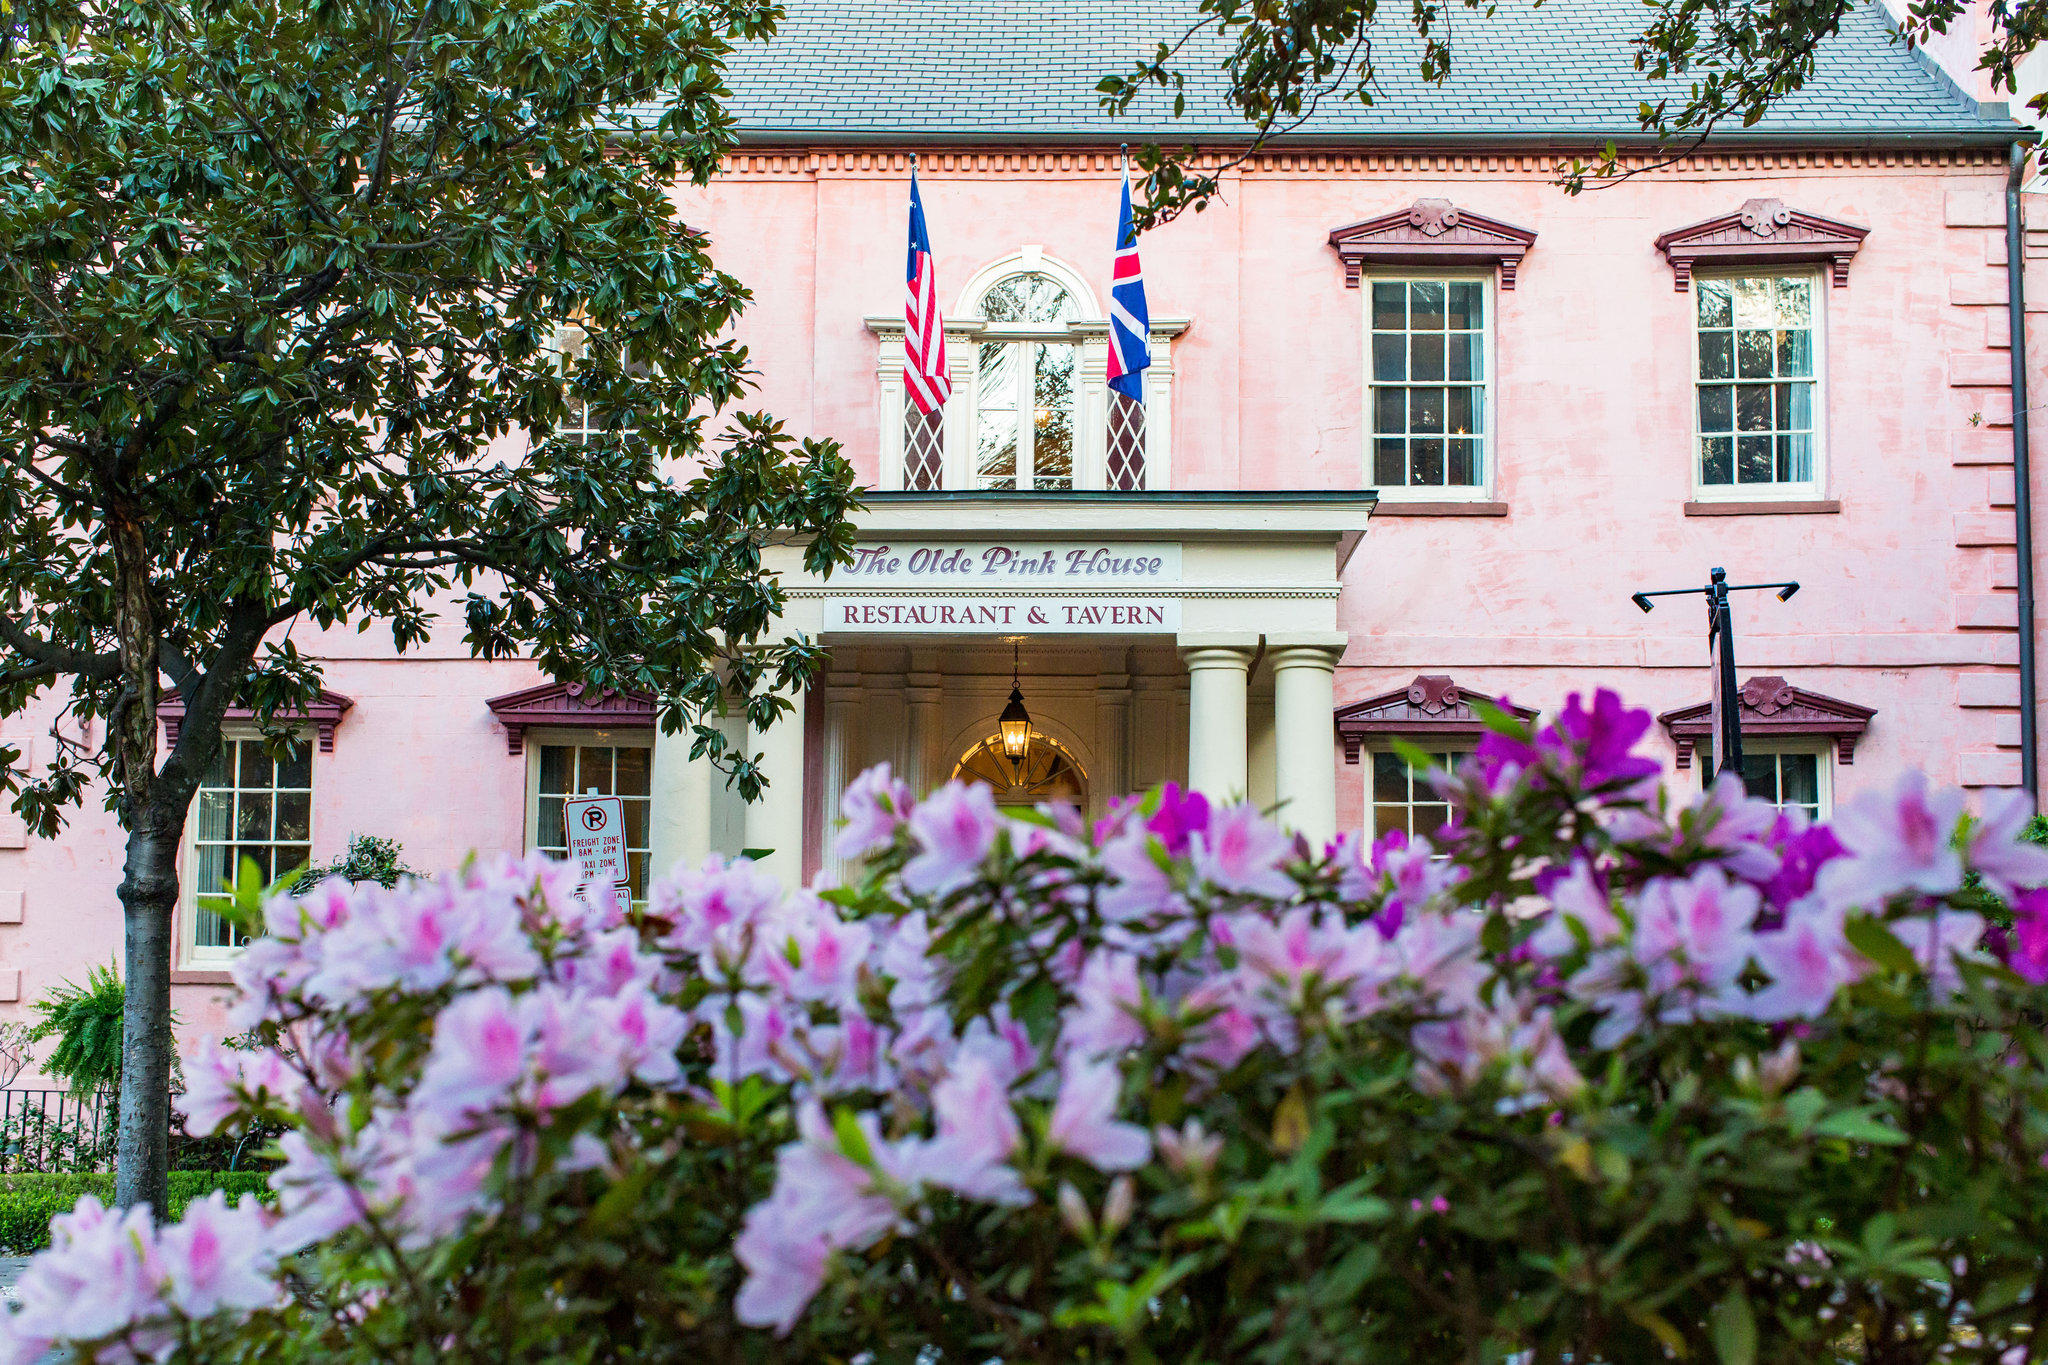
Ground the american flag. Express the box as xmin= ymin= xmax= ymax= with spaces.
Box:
xmin=1106 ymin=165 xmax=1151 ymax=402
xmin=904 ymin=168 xmax=950 ymax=414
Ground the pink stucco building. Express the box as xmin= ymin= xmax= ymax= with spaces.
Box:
xmin=2 ymin=0 xmax=2043 ymax=1058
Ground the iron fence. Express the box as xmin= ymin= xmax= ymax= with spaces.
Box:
xmin=0 ymin=1087 xmax=115 ymax=1174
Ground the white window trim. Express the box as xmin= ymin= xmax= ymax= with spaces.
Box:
xmin=1712 ymin=739 xmax=1834 ymax=820
xmin=178 ymin=726 xmax=317 ymax=968
xmin=1362 ymin=268 xmax=1497 ymax=503
xmin=1688 ymin=266 xmax=1829 ymax=503
xmin=1361 ymin=741 xmax=1472 ymax=843
xmin=866 ymin=247 xmax=1186 ymax=492
xmin=521 ymin=725 xmax=656 ymax=894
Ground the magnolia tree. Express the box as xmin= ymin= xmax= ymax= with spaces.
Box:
xmin=4 ymin=693 xmax=2048 ymax=1364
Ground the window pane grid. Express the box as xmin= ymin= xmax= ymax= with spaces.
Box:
xmin=1734 ymin=751 xmax=1823 ymax=822
xmin=192 ymin=737 xmax=312 ymax=951
xmin=1369 ymin=749 xmax=1458 ymax=842
xmin=536 ymin=743 xmax=654 ymax=902
xmin=1370 ymin=280 xmax=1485 ymax=489
xmin=1696 ymin=276 xmax=1816 ymax=487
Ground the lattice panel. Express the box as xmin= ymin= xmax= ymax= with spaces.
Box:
xmin=1106 ymin=392 xmax=1146 ymax=490
xmin=904 ymin=406 xmax=944 ymax=490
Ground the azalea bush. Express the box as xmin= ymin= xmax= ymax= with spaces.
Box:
xmin=4 ymin=691 xmax=2048 ymax=1364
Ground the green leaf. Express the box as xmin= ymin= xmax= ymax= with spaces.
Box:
xmin=1844 ymin=914 xmax=1917 ymax=974
xmin=831 ymin=1106 xmax=875 ymax=1168
xmin=1709 ymin=1287 xmax=1757 ymax=1365
xmin=1813 ymin=1109 xmax=1907 ymax=1146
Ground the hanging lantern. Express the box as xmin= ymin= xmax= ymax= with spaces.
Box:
xmin=999 ymin=642 xmax=1032 ymax=765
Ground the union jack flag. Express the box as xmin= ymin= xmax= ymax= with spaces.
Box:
xmin=1106 ymin=165 xmax=1151 ymax=402
xmin=904 ymin=168 xmax=950 ymax=414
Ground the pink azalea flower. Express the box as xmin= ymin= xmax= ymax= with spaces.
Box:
xmin=1745 ymin=909 xmax=1858 ymax=1020
xmin=653 ymin=857 xmax=783 ymax=962
xmin=1060 ymin=951 xmax=1146 ymax=1060
xmin=416 ymin=986 xmax=531 ymax=1117
xmin=900 ymin=781 xmax=1001 ymax=896
xmin=1529 ymin=861 xmax=1623 ymax=958
xmin=1689 ymin=772 xmax=1784 ymax=884
xmin=1632 ymin=866 xmax=1760 ymax=993
xmin=1896 ymin=910 xmax=1987 ymax=994
xmin=1191 ymin=804 xmax=1295 ymax=899
xmin=924 ymin=1056 xmax=1030 ymax=1205
xmin=1232 ymin=908 xmax=1386 ymax=1003
xmin=157 ymin=1192 xmax=281 ymax=1318
xmin=1099 ymin=825 xmax=1180 ymax=924
xmin=6 ymin=1196 xmax=169 ymax=1350
xmin=1966 ymin=788 xmax=2048 ymax=898
xmin=733 ymin=1202 xmax=832 ymax=1335
xmin=835 ymin=763 xmax=912 ymax=862
xmin=1046 ymin=1057 xmax=1150 ymax=1171
xmin=1817 ymin=771 xmax=1967 ymax=912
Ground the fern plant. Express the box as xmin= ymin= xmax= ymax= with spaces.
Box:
xmin=25 ymin=964 xmax=125 ymax=1095
xmin=305 ymin=834 xmax=418 ymax=890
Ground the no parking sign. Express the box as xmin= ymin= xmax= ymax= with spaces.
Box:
xmin=563 ymin=791 xmax=629 ymax=889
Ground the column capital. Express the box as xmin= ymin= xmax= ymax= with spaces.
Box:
xmin=1177 ymin=631 xmax=1261 ymax=652
xmin=1266 ymin=641 xmax=1346 ymax=674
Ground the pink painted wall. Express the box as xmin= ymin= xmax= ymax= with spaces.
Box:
xmin=1 ymin=143 xmax=2037 ymax=1067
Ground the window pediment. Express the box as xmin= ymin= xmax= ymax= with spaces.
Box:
xmin=1334 ymin=674 xmax=1538 ymax=763
xmin=1653 ymin=199 xmax=1869 ymax=291
xmin=1657 ymin=675 xmax=1876 ymax=769
xmin=159 ymin=689 xmax=354 ymax=754
xmin=487 ymin=681 xmax=654 ymax=754
xmin=1328 ymin=199 xmax=1539 ymax=290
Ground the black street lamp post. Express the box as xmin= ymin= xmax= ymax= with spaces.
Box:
xmin=1632 ymin=567 xmax=1800 ymax=783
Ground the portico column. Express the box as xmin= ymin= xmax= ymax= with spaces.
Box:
xmin=1179 ymin=635 xmax=1257 ymax=802
xmin=744 ymin=683 xmax=809 ymax=873
xmin=649 ymin=719 xmax=714 ymax=880
xmin=1268 ymin=637 xmax=1346 ymax=846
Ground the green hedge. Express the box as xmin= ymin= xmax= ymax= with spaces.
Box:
xmin=0 ymin=1171 xmax=272 ymax=1252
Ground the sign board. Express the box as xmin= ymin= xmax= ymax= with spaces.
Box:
xmin=825 ymin=596 xmax=1181 ymax=634
xmin=842 ymin=542 xmax=1182 ymax=587
xmin=563 ymin=794 xmax=628 ymax=887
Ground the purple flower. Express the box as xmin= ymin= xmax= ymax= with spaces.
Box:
xmin=1762 ymin=823 xmax=1847 ymax=916
xmin=1191 ymin=804 xmax=1295 ymax=899
xmin=1144 ymin=783 xmax=1211 ymax=855
xmin=901 ymin=781 xmax=1001 ymax=896
xmin=2006 ymin=886 xmax=2048 ymax=984
xmin=1966 ymin=787 xmax=2048 ymax=898
xmin=1047 ymin=1056 xmax=1151 ymax=1171
xmin=1817 ymin=772 xmax=1967 ymax=912
xmin=834 ymin=763 xmax=912 ymax=862
xmin=1744 ymin=908 xmax=1858 ymax=1021
xmin=1544 ymin=689 xmax=1661 ymax=793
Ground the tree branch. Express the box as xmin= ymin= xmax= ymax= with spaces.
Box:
xmin=0 ymin=611 xmax=121 ymax=683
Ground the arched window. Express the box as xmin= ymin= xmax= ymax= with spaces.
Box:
xmin=952 ymin=732 xmax=1088 ymax=808
xmin=867 ymin=246 xmax=1184 ymax=493
xmin=974 ymin=271 xmax=1079 ymax=491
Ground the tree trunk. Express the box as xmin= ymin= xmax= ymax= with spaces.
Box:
xmin=113 ymin=799 xmax=180 ymax=1212
xmin=107 ymin=504 xmax=171 ymax=1213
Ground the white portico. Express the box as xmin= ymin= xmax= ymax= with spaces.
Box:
xmin=648 ymin=492 xmax=1375 ymax=881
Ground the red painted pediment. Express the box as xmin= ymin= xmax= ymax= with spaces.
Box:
xmin=1658 ymin=675 xmax=1876 ymax=769
xmin=1334 ymin=674 xmax=1539 ymax=763
xmin=486 ymin=681 xmax=655 ymax=754
xmin=1653 ymin=199 xmax=1869 ymax=290
xmin=1328 ymin=199 xmax=1540 ymax=288
xmin=158 ymin=689 xmax=354 ymax=753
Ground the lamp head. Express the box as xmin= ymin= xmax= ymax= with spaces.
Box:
xmin=999 ymin=686 xmax=1032 ymax=763
xmin=1776 ymin=582 xmax=1800 ymax=602
xmin=1631 ymin=592 xmax=1654 ymax=614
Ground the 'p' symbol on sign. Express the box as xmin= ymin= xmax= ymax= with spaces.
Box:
xmin=563 ymin=793 xmax=629 ymax=888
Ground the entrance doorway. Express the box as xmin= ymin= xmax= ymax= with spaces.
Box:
xmin=951 ymin=732 xmax=1088 ymax=807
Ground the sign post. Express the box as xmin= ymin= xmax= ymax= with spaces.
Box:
xmin=563 ymin=787 xmax=629 ymax=898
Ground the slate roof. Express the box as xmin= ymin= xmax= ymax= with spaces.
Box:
xmin=704 ymin=0 xmax=2019 ymax=147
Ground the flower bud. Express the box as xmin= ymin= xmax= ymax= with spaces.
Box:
xmin=1101 ymin=1175 xmax=1135 ymax=1237
xmin=1760 ymin=1037 xmax=1801 ymax=1095
xmin=1057 ymin=1181 xmax=1094 ymax=1240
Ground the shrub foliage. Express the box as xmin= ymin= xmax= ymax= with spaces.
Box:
xmin=2 ymin=692 xmax=2046 ymax=1363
